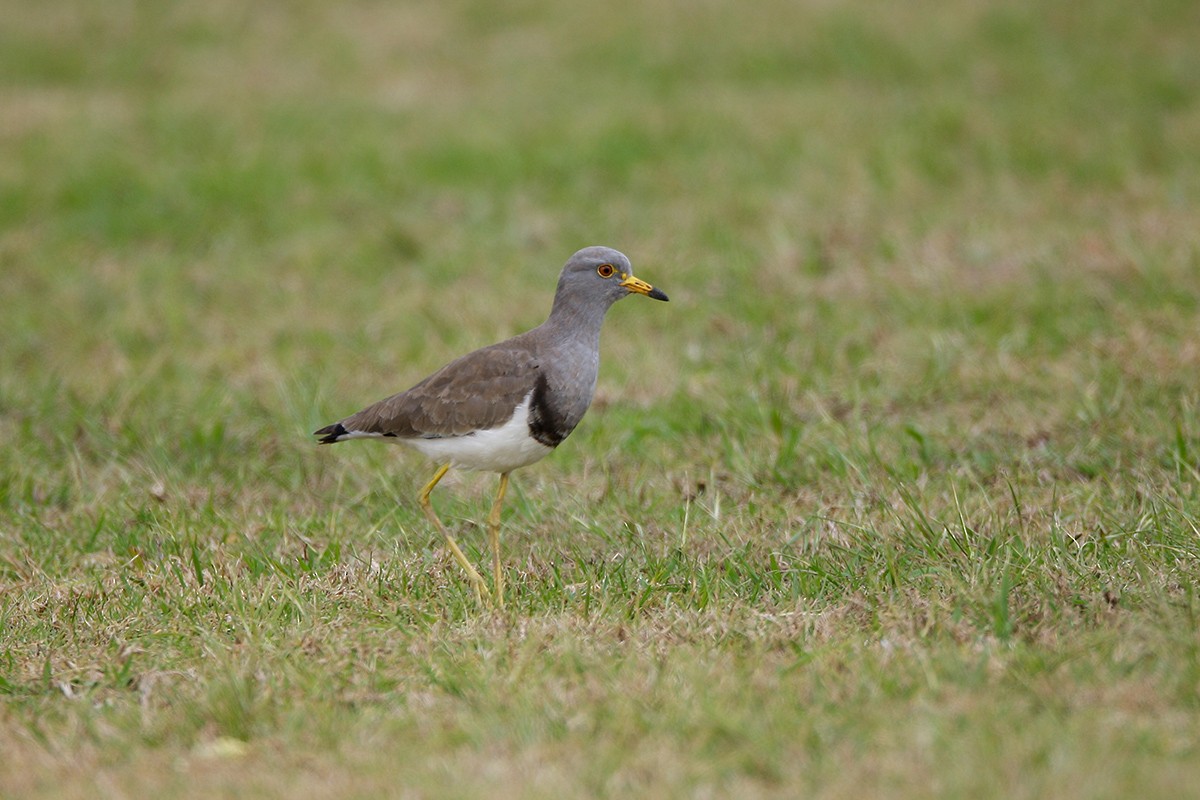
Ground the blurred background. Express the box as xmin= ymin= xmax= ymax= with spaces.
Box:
xmin=2 ymin=0 xmax=1198 ymax=561
xmin=3 ymin=0 xmax=1196 ymax=426
xmin=2 ymin=0 xmax=1199 ymax=560
xmin=3 ymin=1 xmax=1200 ymax=795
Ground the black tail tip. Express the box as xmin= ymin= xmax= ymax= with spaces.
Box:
xmin=314 ymin=422 xmax=347 ymax=444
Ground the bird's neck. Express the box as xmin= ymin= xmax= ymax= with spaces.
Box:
xmin=544 ymin=292 xmax=611 ymax=344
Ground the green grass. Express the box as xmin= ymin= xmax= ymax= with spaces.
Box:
xmin=3 ymin=0 xmax=1200 ymax=796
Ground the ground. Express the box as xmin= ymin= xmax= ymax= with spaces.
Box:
xmin=1 ymin=0 xmax=1199 ymax=797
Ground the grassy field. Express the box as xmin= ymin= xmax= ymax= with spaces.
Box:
xmin=3 ymin=0 xmax=1200 ymax=796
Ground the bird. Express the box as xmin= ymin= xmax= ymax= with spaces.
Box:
xmin=314 ymin=246 xmax=668 ymax=607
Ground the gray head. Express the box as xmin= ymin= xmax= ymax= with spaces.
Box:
xmin=549 ymin=246 xmax=668 ymax=321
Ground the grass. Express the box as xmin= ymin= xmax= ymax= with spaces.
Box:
xmin=2 ymin=0 xmax=1200 ymax=796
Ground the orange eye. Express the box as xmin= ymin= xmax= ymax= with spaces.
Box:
xmin=597 ymin=263 xmax=615 ymax=278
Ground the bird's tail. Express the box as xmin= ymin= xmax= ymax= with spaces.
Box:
xmin=313 ymin=422 xmax=349 ymax=444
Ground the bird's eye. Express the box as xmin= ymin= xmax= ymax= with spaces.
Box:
xmin=597 ymin=264 xmax=615 ymax=278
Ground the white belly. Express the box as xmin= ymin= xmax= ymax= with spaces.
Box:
xmin=400 ymin=396 xmax=553 ymax=472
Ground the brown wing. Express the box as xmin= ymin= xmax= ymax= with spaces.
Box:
xmin=337 ymin=337 xmax=543 ymax=438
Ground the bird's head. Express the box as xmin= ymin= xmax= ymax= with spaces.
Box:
xmin=554 ymin=246 xmax=669 ymax=312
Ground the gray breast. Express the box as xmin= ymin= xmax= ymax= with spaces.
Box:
xmin=524 ymin=334 xmax=600 ymax=448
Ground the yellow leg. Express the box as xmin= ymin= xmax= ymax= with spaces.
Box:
xmin=488 ymin=472 xmax=510 ymax=608
xmin=419 ymin=464 xmax=491 ymax=605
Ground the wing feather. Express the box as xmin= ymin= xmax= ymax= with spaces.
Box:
xmin=338 ymin=337 xmax=543 ymax=438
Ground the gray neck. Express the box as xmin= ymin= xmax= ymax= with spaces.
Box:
xmin=523 ymin=287 xmax=613 ymax=442
xmin=543 ymin=289 xmax=613 ymax=348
